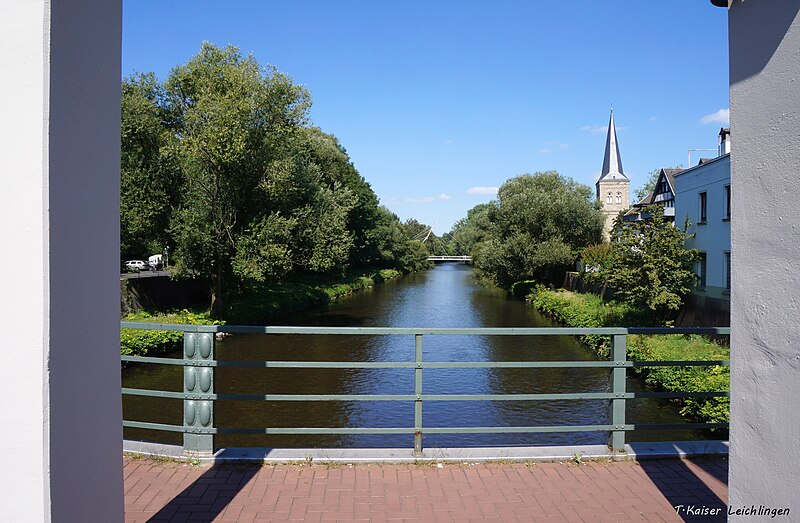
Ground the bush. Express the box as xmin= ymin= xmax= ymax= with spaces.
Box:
xmin=528 ymin=287 xmax=729 ymax=424
xmin=121 ymin=309 xmax=222 ymax=358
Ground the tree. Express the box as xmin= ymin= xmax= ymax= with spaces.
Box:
xmin=165 ymin=43 xmax=311 ymax=317
xmin=605 ymin=205 xmax=699 ymax=319
xmin=448 ymin=203 xmax=492 ymax=256
xmin=473 ymin=171 xmax=605 ymax=288
xmin=120 ymin=73 xmax=182 ymax=261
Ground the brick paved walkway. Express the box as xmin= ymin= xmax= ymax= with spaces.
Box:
xmin=124 ymin=457 xmax=728 ymax=522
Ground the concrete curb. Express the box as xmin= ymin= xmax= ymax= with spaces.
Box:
xmin=123 ymin=440 xmax=728 ymax=465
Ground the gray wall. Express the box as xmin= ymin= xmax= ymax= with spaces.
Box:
xmin=0 ymin=0 xmax=124 ymax=520
xmin=728 ymin=1 xmax=800 ymax=517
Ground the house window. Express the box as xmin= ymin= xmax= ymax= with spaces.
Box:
xmin=724 ymin=185 xmax=731 ymax=219
xmin=725 ymin=251 xmax=731 ymax=290
xmin=616 ymin=192 xmax=621 ymax=204
xmin=607 ymin=193 xmax=613 ymax=204
xmin=697 ymin=253 xmax=707 ymax=290
xmin=699 ymin=192 xmax=707 ymax=223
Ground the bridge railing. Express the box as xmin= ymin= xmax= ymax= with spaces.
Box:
xmin=120 ymin=323 xmax=730 ymax=456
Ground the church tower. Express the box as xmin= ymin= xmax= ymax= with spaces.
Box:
xmin=595 ymin=109 xmax=629 ymax=239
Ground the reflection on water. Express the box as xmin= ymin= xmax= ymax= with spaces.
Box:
xmin=123 ymin=263 xmax=711 ymax=448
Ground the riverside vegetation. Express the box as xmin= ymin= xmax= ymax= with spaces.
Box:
xmin=444 ymin=172 xmax=728 ymax=426
xmin=529 ymin=288 xmax=729 ymax=425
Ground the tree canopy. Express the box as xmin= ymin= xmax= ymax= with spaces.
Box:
xmin=604 ymin=206 xmax=699 ymax=318
xmin=462 ymin=171 xmax=605 ymax=288
xmin=120 ymin=43 xmax=430 ymax=317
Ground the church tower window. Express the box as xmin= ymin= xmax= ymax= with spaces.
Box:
xmin=607 ymin=193 xmax=613 ymax=204
xmin=616 ymin=192 xmax=622 ymax=204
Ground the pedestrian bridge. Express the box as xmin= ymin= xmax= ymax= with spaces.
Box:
xmin=427 ymin=255 xmax=472 ymax=263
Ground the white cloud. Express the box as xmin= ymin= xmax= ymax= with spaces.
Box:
xmin=648 ymin=116 xmax=659 ymax=122
xmin=438 ymin=193 xmax=451 ymax=200
xmin=700 ymin=108 xmax=730 ymax=125
xmin=443 ymin=138 xmax=455 ymax=145
xmin=467 ymin=186 xmax=499 ymax=195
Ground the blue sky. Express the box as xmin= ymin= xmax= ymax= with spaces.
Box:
xmin=123 ymin=1 xmax=729 ymax=234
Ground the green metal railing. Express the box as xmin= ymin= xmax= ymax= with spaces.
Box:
xmin=120 ymin=323 xmax=730 ymax=456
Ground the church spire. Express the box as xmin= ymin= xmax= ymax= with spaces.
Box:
xmin=598 ymin=109 xmax=627 ymax=182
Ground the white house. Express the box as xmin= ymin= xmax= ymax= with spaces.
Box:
xmin=673 ymin=128 xmax=731 ymax=316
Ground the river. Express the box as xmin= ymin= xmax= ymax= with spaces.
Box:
xmin=123 ymin=263 xmax=708 ymax=449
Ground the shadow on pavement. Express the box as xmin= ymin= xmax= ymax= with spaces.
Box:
xmin=638 ymin=456 xmax=728 ymax=522
xmin=146 ymin=460 xmax=260 ymax=522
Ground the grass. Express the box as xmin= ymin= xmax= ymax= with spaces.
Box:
xmin=527 ymin=287 xmax=730 ymax=425
xmin=121 ymin=308 xmax=222 ymax=358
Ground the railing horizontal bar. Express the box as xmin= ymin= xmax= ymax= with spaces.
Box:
xmin=216 ymin=425 xmax=619 ymax=435
xmin=220 ymin=326 xmax=633 ymax=335
xmin=121 ymin=390 xmax=730 ymax=401
xmin=632 ymin=391 xmax=730 ymax=399
xmin=121 ymin=355 xmax=185 ymax=365
xmin=121 ymin=322 xmax=221 ymax=332
xmin=631 ymin=360 xmax=730 ymax=367
xmin=630 ymin=423 xmax=728 ymax=430
xmin=216 ymin=361 xmax=635 ymax=369
xmin=120 ymin=322 xmax=731 ymax=336
xmin=628 ymin=327 xmax=730 ymax=335
xmin=123 ymin=420 xmax=187 ymax=433
xmin=217 ymin=394 xmax=417 ymax=401
xmin=424 ymin=425 xmax=618 ymax=434
xmin=122 ymin=387 xmax=184 ymax=399
xmin=119 ymin=357 xmax=730 ymax=369
xmin=217 ymin=427 xmax=415 ymax=435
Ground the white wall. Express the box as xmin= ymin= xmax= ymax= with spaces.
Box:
xmin=728 ymin=1 xmax=800 ymax=517
xmin=674 ymin=155 xmax=731 ymax=293
xmin=0 ymin=1 xmax=123 ymax=520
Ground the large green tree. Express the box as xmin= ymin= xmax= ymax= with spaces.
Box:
xmin=121 ymin=43 xmax=431 ymax=318
xmin=605 ymin=206 xmax=699 ymax=318
xmin=120 ymin=73 xmax=182 ymax=261
xmin=473 ymin=171 xmax=605 ymax=288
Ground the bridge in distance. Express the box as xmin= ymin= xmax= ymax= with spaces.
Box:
xmin=427 ymin=255 xmax=472 ymax=263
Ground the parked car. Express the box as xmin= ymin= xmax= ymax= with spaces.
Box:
xmin=124 ymin=260 xmax=149 ymax=272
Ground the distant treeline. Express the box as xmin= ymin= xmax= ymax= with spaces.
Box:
xmin=121 ymin=43 xmax=431 ymax=317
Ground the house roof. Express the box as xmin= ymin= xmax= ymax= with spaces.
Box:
xmin=597 ymin=109 xmax=628 ymax=183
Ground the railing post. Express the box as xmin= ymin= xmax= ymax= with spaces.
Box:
xmin=183 ymin=331 xmax=215 ymax=456
xmin=414 ymin=334 xmax=423 ymax=456
xmin=609 ymin=334 xmax=627 ymax=453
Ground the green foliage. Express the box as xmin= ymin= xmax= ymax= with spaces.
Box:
xmin=224 ymin=268 xmax=401 ymax=324
xmin=528 ymin=288 xmax=729 ymax=424
xmin=121 ymin=43 xmax=432 ymax=318
xmin=448 ymin=203 xmax=492 ymax=256
xmin=120 ymin=309 xmax=222 ymax=357
xmin=120 ymin=73 xmax=182 ymax=261
xmin=579 ymin=243 xmax=613 ymax=286
xmin=528 ymin=287 xmax=651 ymax=357
xmin=470 ymin=172 xmax=605 ymax=288
xmin=607 ymin=205 xmax=699 ymax=319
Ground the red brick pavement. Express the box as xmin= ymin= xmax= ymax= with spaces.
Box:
xmin=124 ymin=457 xmax=728 ymax=522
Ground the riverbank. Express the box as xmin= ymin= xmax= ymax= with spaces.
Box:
xmin=121 ymin=268 xmax=402 ymax=358
xmin=528 ymin=287 xmax=729 ymax=425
